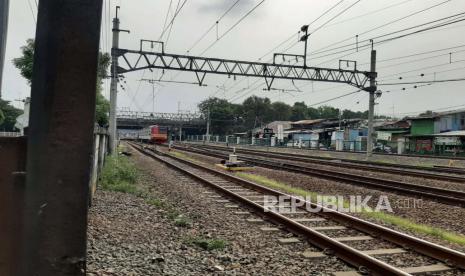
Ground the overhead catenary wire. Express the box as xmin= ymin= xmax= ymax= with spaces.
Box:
xmin=307 ymin=0 xmax=452 ymax=58
xmin=309 ymin=11 xmax=465 ymax=59
xmin=257 ymin=0 xmax=345 ymax=61
xmin=186 ymin=0 xmax=242 ymax=54
xmin=199 ymin=0 xmax=266 ymax=56
xmin=312 ymin=15 xmax=465 ymax=67
xmin=378 ymin=77 xmax=465 ymax=86
xmin=158 ymin=0 xmax=188 ymax=41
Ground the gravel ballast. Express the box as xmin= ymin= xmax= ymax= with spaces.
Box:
xmin=87 ymin=144 xmax=352 ymax=275
xmin=167 ymin=146 xmax=465 ymax=253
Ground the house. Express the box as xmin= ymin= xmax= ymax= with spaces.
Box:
xmin=286 ymin=118 xmax=365 ymax=150
xmin=405 ymin=109 xmax=465 ymax=154
xmin=375 ymin=120 xmax=410 ymax=142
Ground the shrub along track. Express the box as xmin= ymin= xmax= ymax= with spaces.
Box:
xmin=168 ymin=144 xmax=465 ymax=207
xmin=129 ymin=142 xmax=465 ymax=276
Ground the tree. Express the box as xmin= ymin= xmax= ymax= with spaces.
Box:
xmin=270 ymin=101 xmax=291 ymax=121
xmin=0 ymin=99 xmax=22 ymax=131
xmin=12 ymin=39 xmax=34 ymax=85
xmin=12 ymin=39 xmax=111 ymax=126
xmin=198 ymin=97 xmax=238 ymax=135
xmin=290 ymin=102 xmax=307 ymax=121
xmin=241 ymin=96 xmax=272 ymax=129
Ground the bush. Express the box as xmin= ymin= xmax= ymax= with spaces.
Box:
xmin=100 ymin=155 xmax=139 ymax=194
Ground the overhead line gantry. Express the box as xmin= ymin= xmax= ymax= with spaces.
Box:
xmin=109 ymin=8 xmax=378 ymax=157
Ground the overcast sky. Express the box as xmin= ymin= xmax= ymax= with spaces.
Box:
xmin=3 ymin=0 xmax=465 ymax=118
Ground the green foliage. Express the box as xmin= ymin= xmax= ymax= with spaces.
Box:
xmin=100 ymin=155 xmax=139 ymax=194
xmin=12 ymin=39 xmax=34 ymax=84
xmin=0 ymin=99 xmax=22 ymax=131
xmin=198 ymin=96 xmax=383 ymax=135
xmin=186 ymin=237 xmax=227 ymax=250
xmin=12 ymin=39 xmax=111 ymax=127
xmin=174 ymin=216 xmax=192 ymax=227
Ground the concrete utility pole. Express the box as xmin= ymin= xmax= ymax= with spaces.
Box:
xmin=109 ymin=6 xmax=129 ymax=154
xmin=366 ymin=49 xmax=377 ymax=157
xmin=0 ymin=0 xmax=9 ymax=99
xmin=19 ymin=0 xmax=103 ymax=274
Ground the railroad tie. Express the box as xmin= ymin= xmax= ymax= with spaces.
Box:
xmin=293 ymin=218 xmax=326 ymax=222
xmin=334 ymin=236 xmax=373 ymax=242
xmin=234 ymin=211 xmax=251 ymax=215
xmin=360 ymin=248 xmax=405 ymax=256
xmin=260 ymin=227 xmax=281 ymax=232
xmin=278 ymin=238 xmax=300 ymax=244
xmin=400 ymin=263 xmax=452 ymax=274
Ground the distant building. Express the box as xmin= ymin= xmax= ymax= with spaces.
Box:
xmin=375 ymin=120 xmax=410 ymax=142
xmin=405 ymin=109 xmax=465 ymax=154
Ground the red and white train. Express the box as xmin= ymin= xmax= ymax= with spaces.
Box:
xmin=137 ymin=125 xmax=169 ymax=144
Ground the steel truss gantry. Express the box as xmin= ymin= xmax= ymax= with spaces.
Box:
xmin=113 ymin=46 xmax=376 ymax=91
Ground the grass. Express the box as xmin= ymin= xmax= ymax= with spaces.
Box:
xmin=100 ymin=155 xmax=140 ymax=194
xmin=186 ymin=237 xmax=228 ymax=251
xmin=235 ymin=172 xmax=465 ymax=246
xmin=100 ymin=153 xmax=196 ymax=228
xmin=174 ymin=216 xmax=192 ymax=227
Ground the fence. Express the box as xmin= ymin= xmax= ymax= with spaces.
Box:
xmin=186 ymin=135 xmax=372 ymax=152
xmin=0 ymin=132 xmax=21 ymax=137
xmin=89 ymin=126 xmax=109 ymax=203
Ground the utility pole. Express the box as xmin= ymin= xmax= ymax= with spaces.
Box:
xmin=300 ymin=25 xmax=309 ymax=68
xmin=109 ymin=6 xmax=129 ymax=154
xmin=19 ymin=0 xmax=103 ymax=274
xmin=366 ymin=49 xmax=377 ymax=158
xmin=0 ymin=0 xmax=9 ymax=99
xmin=206 ymin=105 xmax=210 ymax=139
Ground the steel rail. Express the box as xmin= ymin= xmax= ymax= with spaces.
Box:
xmin=194 ymin=143 xmax=465 ymax=176
xmin=128 ymin=142 xmax=465 ymax=273
xmin=172 ymin=144 xmax=465 ymax=206
xmin=192 ymin=144 xmax=465 ymax=182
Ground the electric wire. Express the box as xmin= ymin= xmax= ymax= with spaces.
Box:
xmin=186 ymin=0 xmax=242 ymax=54
xmin=199 ymin=0 xmax=266 ymax=56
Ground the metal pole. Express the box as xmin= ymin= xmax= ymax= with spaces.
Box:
xmin=303 ymin=29 xmax=308 ymax=68
xmin=20 ymin=0 xmax=103 ymax=275
xmin=206 ymin=105 xmax=210 ymax=138
xmin=0 ymin=0 xmax=9 ymax=99
xmin=367 ymin=49 xmax=377 ymax=157
xmin=109 ymin=7 xmax=121 ymax=154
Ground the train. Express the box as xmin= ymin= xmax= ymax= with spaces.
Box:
xmin=137 ymin=125 xmax=169 ymax=144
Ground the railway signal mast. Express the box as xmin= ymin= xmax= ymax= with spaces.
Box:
xmin=109 ymin=11 xmax=378 ymax=157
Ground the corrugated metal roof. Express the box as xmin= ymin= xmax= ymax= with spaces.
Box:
xmin=291 ymin=119 xmax=326 ymax=125
xmin=434 ymin=130 xmax=465 ymax=137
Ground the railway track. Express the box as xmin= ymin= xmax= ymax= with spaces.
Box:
xmin=190 ymin=143 xmax=465 ymax=180
xmin=128 ymin=142 xmax=465 ymax=276
xmin=169 ymin=144 xmax=465 ymax=207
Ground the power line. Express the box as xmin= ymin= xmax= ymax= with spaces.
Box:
xmin=199 ymin=0 xmax=266 ymax=56
xmin=26 ymin=0 xmax=37 ymax=24
xmin=378 ymin=78 xmax=465 ymax=86
xmin=308 ymin=90 xmax=362 ymax=107
xmin=309 ymin=0 xmax=452 ymax=58
xmin=324 ymin=0 xmax=414 ymax=28
xmin=281 ymin=0 xmax=363 ymax=54
xmin=186 ymin=0 xmax=242 ymax=54
xmin=311 ymin=15 xmax=465 ymax=64
xmin=376 ymin=49 xmax=465 ymax=70
xmin=158 ymin=0 xmax=188 ymax=41
xmin=379 ymin=58 xmax=465 ymax=80
xmin=257 ymin=0 xmax=345 ymax=61
xmin=360 ymin=44 xmax=465 ymax=65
